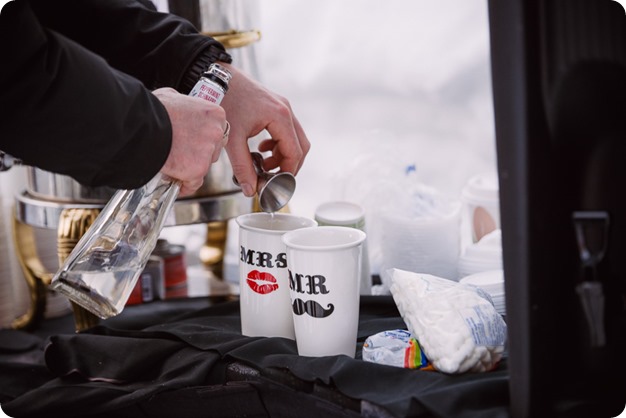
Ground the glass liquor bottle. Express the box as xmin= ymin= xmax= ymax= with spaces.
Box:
xmin=50 ymin=64 xmax=231 ymax=319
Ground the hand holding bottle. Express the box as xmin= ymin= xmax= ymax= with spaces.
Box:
xmin=152 ymin=87 xmax=228 ymax=197
xmin=50 ymin=64 xmax=233 ymax=319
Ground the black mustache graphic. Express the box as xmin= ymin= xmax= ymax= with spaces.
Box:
xmin=292 ymin=298 xmax=335 ymax=318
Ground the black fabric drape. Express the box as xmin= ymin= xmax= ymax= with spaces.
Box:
xmin=0 ymin=297 xmax=510 ymax=418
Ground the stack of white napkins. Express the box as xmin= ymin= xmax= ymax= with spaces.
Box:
xmin=457 ymin=229 xmax=503 ymax=278
xmin=389 ymin=268 xmax=506 ymax=374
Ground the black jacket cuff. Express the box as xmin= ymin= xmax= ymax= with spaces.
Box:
xmin=179 ymin=44 xmax=232 ymax=94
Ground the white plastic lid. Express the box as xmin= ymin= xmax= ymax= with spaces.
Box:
xmin=460 ymin=269 xmax=504 ymax=289
xmin=314 ymin=201 xmax=365 ymax=226
xmin=461 ymin=172 xmax=499 ymax=204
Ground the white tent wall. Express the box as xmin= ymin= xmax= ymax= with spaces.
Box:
xmin=256 ymin=0 xmax=497 ymax=217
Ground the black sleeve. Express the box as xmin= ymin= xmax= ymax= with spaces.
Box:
xmin=26 ymin=0 xmax=230 ymax=93
xmin=0 ymin=0 xmax=228 ymax=189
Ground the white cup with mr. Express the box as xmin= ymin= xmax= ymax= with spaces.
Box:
xmin=282 ymin=226 xmax=366 ymax=357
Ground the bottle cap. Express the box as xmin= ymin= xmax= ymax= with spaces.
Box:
xmin=203 ymin=63 xmax=232 ymax=92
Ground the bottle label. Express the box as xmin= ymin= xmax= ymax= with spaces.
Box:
xmin=189 ymin=78 xmax=225 ymax=104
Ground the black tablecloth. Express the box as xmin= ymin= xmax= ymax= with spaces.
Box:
xmin=0 ymin=296 xmax=509 ymax=417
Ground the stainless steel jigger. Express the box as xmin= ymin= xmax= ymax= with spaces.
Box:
xmin=233 ymin=152 xmax=296 ymax=213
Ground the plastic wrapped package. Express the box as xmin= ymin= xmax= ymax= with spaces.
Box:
xmin=389 ymin=268 xmax=506 ymax=374
xmin=362 ymin=329 xmax=432 ymax=369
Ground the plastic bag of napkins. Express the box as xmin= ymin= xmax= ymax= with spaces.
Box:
xmin=362 ymin=329 xmax=432 ymax=369
xmin=389 ymin=268 xmax=506 ymax=373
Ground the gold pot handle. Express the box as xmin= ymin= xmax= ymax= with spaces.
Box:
xmin=11 ymin=207 xmax=101 ymax=331
xmin=56 ymin=208 xmax=102 ymax=332
xmin=204 ymin=29 xmax=262 ymax=49
xmin=11 ymin=207 xmax=52 ymax=330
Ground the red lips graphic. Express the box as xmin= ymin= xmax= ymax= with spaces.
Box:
xmin=247 ymin=270 xmax=279 ymax=294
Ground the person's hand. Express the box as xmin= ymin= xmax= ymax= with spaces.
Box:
xmin=220 ymin=64 xmax=310 ymax=197
xmin=152 ymin=87 xmax=228 ymax=196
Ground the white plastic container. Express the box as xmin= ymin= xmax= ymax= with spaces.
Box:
xmin=457 ymin=229 xmax=503 ymax=278
xmin=461 ymin=173 xmax=500 ymax=243
xmin=314 ymin=201 xmax=371 ymax=295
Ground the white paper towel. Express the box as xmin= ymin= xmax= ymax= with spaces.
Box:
xmin=457 ymin=229 xmax=503 ymax=279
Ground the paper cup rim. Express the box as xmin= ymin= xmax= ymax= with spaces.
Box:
xmin=236 ymin=212 xmax=317 ymax=235
xmin=282 ymin=226 xmax=366 ymax=251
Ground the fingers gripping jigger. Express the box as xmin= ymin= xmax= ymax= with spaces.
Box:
xmin=233 ymin=151 xmax=296 ymax=213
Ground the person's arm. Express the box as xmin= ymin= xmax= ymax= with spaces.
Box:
xmin=26 ymin=0 xmax=229 ymax=93
xmin=0 ymin=0 xmax=173 ymax=189
xmin=1 ymin=0 xmax=309 ymax=196
xmin=23 ymin=0 xmax=311 ymax=195
xmin=0 ymin=0 xmax=230 ymax=193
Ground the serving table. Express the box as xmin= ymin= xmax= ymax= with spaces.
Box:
xmin=3 ymin=191 xmax=513 ymax=418
xmin=0 ymin=296 xmax=510 ymax=418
